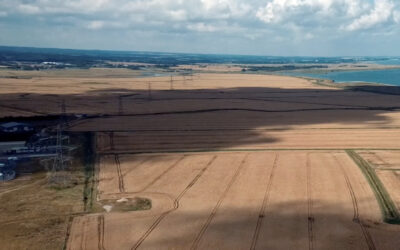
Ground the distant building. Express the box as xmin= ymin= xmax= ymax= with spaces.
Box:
xmin=0 ymin=122 xmax=35 ymax=141
xmin=0 ymin=122 xmax=34 ymax=133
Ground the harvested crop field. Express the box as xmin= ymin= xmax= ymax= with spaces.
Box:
xmin=2 ymin=70 xmax=400 ymax=249
xmin=92 ymin=129 xmax=400 ymax=153
xmin=357 ymin=151 xmax=400 ymax=213
xmin=2 ymin=73 xmax=400 ymax=121
xmin=67 ymin=151 xmax=400 ymax=249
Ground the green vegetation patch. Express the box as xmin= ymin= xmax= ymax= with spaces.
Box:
xmin=82 ymin=132 xmax=96 ymax=212
xmin=100 ymin=197 xmax=152 ymax=213
xmin=346 ymin=150 xmax=400 ymax=224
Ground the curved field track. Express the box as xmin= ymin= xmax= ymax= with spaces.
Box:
xmin=357 ymin=151 xmax=400 ymax=212
xmin=67 ymin=151 xmax=400 ymax=250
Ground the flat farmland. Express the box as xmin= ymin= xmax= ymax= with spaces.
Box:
xmin=67 ymin=151 xmax=400 ymax=250
xmin=2 ymin=70 xmax=400 ymax=249
xmin=2 ymin=73 xmax=400 ymax=120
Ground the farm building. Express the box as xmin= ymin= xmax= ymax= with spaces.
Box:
xmin=0 ymin=161 xmax=16 ymax=182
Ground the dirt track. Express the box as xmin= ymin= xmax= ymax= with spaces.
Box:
xmin=67 ymin=151 xmax=400 ymax=250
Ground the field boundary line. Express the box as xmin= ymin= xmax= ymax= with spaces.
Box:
xmin=131 ymin=155 xmax=218 ymax=250
xmin=79 ymin=127 xmax=400 ymax=133
xmin=191 ymin=153 xmax=250 ymax=250
xmin=250 ymin=153 xmax=279 ymax=250
xmin=89 ymin=106 xmax=400 ymax=118
xmin=346 ymin=150 xmax=400 ymax=224
xmin=0 ymin=103 xmax=49 ymax=115
xmin=333 ymin=154 xmax=376 ymax=250
xmin=98 ymin=148 xmax=400 ymax=155
xmin=62 ymin=215 xmax=75 ymax=250
xmin=306 ymin=153 xmax=314 ymax=250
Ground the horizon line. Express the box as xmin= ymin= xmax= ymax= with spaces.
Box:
xmin=1 ymin=44 xmax=399 ymax=59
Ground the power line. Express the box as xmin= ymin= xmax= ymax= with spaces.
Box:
xmin=118 ymin=96 xmax=123 ymax=115
xmin=148 ymin=82 xmax=152 ymax=100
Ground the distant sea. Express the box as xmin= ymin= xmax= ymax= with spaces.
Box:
xmin=1 ymin=46 xmax=400 ymax=86
xmin=284 ymin=69 xmax=400 ymax=86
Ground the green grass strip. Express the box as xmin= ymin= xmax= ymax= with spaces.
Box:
xmin=83 ymin=132 xmax=96 ymax=212
xmin=346 ymin=150 xmax=400 ymax=224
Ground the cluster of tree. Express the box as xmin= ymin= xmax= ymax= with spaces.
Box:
xmin=242 ymin=65 xmax=328 ymax=72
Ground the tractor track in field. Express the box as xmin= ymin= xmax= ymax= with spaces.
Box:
xmin=190 ymin=154 xmax=250 ymax=250
xmin=250 ymin=153 xmax=279 ymax=250
xmin=109 ymin=132 xmax=115 ymax=151
xmin=78 ymin=218 xmax=88 ymax=250
xmin=333 ymin=154 xmax=376 ymax=250
xmin=121 ymin=156 xmax=151 ymax=178
xmin=370 ymin=153 xmax=391 ymax=169
xmin=306 ymin=153 xmax=314 ymax=250
xmin=97 ymin=215 xmax=106 ymax=250
xmin=114 ymin=154 xmax=125 ymax=193
xmin=346 ymin=150 xmax=400 ymax=224
xmin=131 ymin=155 xmax=218 ymax=250
xmin=136 ymin=156 xmax=186 ymax=193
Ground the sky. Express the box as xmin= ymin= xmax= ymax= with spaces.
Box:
xmin=0 ymin=0 xmax=400 ymax=56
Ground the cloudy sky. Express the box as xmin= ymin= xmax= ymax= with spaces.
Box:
xmin=0 ymin=0 xmax=400 ymax=56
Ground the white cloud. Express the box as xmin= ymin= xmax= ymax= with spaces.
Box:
xmin=0 ymin=0 xmax=257 ymax=35
xmin=168 ymin=9 xmax=187 ymax=21
xmin=394 ymin=11 xmax=400 ymax=23
xmin=345 ymin=0 xmax=395 ymax=31
xmin=187 ymin=22 xmax=218 ymax=32
xmin=256 ymin=0 xmax=368 ymax=24
xmin=1 ymin=0 xmax=400 ymax=42
xmin=200 ymin=0 xmax=251 ymax=17
xmin=256 ymin=0 xmax=400 ymax=35
xmin=87 ymin=21 xmax=105 ymax=30
xmin=18 ymin=4 xmax=41 ymax=14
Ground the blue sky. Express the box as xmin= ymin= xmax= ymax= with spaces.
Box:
xmin=0 ymin=0 xmax=400 ymax=56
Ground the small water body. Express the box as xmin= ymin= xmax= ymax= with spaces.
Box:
xmin=284 ymin=69 xmax=400 ymax=86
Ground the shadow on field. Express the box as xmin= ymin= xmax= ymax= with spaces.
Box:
xmin=1 ymin=84 xmax=400 ymax=152
xmin=346 ymin=85 xmax=400 ymax=96
xmin=98 ymin=200 xmax=400 ymax=249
